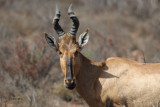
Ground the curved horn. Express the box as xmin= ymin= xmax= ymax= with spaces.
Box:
xmin=68 ymin=4 xmax=79 ymax=36
xmin=52 ymin=5 xmax=65 ymax=37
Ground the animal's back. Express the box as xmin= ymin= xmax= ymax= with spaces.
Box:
xmin=99 ymin=57 xmax=160 ymax=107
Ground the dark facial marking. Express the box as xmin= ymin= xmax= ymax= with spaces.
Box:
xmin=66 ymin=57 xmax=73 ymax=80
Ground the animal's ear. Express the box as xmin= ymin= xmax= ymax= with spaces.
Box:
xmin=45 ymin=33 xmax=58 ymax=50
xmin=78 ymin=29 xmax=89 ymax=49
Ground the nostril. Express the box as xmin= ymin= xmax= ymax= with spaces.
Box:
xmin=65 ymin=79 xmax=75 ymax=84
xmin=70 ymin=80 xmax=73 ymax=83
xmin=64 ymin=79 xmax=76 ymax=90
xmin=65 ymin=80 xmax=69 ymax=83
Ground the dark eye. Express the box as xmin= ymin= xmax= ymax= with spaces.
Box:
xmin=59 ymin=51 xmax=63 ymax=55
xmin=75 ymin=51 xmax=78 ymax=55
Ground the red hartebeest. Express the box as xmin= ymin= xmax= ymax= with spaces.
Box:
xmin=45 ymin=4 xmax=160 ymax=107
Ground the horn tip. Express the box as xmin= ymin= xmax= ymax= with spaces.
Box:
xmin=68 ymin=4 xmax=73 ymax=13
xmin=44 ymin=32 xmax=49 ymax=36
xmin=55 ymin=4 xmax=58 ymax=10
xmin=55 ymin=4 xmax=60 ymax=14
xmin=86 ymin=28 xmax=89 ymax=32
xmin=55 ymin=4 xmax=58 ymax=9
xmin=69 ymin=4 xmax=73 ymax=8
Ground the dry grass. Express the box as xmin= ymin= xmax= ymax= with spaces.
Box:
xmin=0 ymin=0 xmax=160 ymax=107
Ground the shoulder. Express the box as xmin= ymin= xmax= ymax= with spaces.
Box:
xmin=105 ymin=57 xmax=139 ymax=65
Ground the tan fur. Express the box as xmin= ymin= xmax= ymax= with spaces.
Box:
xmin=76 ymin=55 xmax=160 ymax=107
xmin=58 ymin=34 xmax=78 ymax=81
xmin=54 ymin=34 xmax=160 ymax=107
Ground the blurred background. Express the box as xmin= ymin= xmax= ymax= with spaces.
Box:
xmin=0 ymin=0 xmax=160 ymax=107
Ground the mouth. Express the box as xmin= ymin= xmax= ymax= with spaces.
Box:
xmin=66 ymin=85 xmax=75 ymax=90
xmin=65 ymin=82 xmax=76 ymax=90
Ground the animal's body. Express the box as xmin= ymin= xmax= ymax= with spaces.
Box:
xmin=76 ymin=54 xmax=160 ymax=107
xmin=44 ymin=4 xmax=160 ymax=107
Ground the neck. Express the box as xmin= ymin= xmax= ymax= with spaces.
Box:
xmin=75 ymin=53 xmax=105 ymax=105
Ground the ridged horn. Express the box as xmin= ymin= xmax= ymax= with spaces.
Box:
xmin=52 ymin=5 xmax=65 ymax=37
xmin=68 ymin=4 xmax=79 ymax=36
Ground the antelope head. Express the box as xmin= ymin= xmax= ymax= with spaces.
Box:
xmin=45 ymin=4 xmax=89 ymax=90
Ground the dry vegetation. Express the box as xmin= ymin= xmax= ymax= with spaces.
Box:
xmin=0 ymin=0 xmax=160 ymax=107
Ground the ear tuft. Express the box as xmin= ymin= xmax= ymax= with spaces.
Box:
xmin=45 ymin=33 xmax=58 ymax=49
xmin=86 ymin=28 xmax=89 ymax=33
xmin=78 ymin=29 xmax=89 ymax=48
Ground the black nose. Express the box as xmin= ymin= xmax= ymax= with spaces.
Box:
xmin=65 ymin=79 xmax=76 ymax=90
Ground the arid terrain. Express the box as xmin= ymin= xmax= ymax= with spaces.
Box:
xmin=0 ymin=0 xmax=160 ymax=107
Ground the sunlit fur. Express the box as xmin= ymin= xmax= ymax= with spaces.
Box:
xmin=54 ymin=33 xmax=160 ymax=107
xmin=58 ymin=33 xmax=80 ymax=81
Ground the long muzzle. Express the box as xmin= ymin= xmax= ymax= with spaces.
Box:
xmin=65 ymin=57 xmax=76 ymax=90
